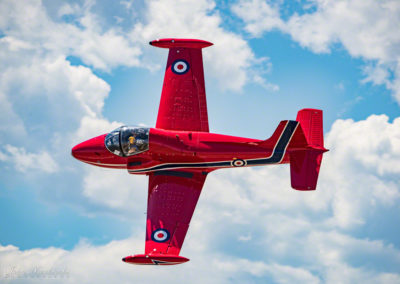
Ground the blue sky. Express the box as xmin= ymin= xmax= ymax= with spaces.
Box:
xmin=1 ymin=0 xmax=400 ymax=283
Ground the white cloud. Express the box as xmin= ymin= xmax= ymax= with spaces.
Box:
xmin=0 ymin=0 xmax=277 ymax=148
xmin=69 ymin=116 xmax=149 ymax=214
xmin=1 ymin=223 xmax=399 ymax=283
xmin=201 ymin=114 xmax=400 ymax=229
xmin=57 ymin=3 xmax=80 ymax=18
xmin=130 ymin=0 xmax=274 ymax=91
xmin=0 ymin=239 xmax=322 ymax=284
xmin=70 ymin=115 xmax=150 ymax=213
xmin=73 ymin=116 xmax=122 ymax=144
xmin=0 ymin=91 xmax=27 ymax=142
xmin=1 ymin=145 xmax=59 ymax=173
xmin=82 ymin=167 xmax=147 ymax=213
xmin=0 ymin=55 xmax=111 ymax=145
xmin=232 ymin=0 xmax=283 ymax=37
xmin=1 ymin=0 xmax=274 ymax=91
xmin=0 ymin=0 xmax=141 ymax=72
xmin=233 ymin=0 xmax=400 ymax=103
xmin=362 ymin=63 xmax=392 ymax=86
xmin=2 ymin=113 xmax=400 ymax=282
xmin=0 ymin=0 xmax=135 ymax=212
xmin=326 ymin=115 xmax=400 ymax=177
xmin=120 ymin=0 xmax=134 ymax=11
xmin=214 ymin=259 xmax=321 ymax=284
xmin=1 ymin=1 xmax=399 ymax=282
xmin=321 ymin=115 xmax=400 ymax=227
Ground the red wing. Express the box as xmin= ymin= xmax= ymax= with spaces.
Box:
xmin=145 ymin=170 xmax=207 ymax=256
xmin=151 ymin=38 xmax=212 ymax=132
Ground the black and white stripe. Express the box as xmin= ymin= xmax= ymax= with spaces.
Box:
xmin=128 ymin=120 xmax=298 ymax=174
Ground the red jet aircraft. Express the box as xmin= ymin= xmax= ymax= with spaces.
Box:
xmin=72 ymin=38 xmax=328 ymax=265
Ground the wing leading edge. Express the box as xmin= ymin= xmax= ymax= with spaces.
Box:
xmin=123 ymin=170 xmax=207 ymax=265
xmin=151 ymin=38 xmax=212 ymax=132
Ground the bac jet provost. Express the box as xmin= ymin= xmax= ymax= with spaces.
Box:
xmin=71 ymin=38 xmax=328 ymax=265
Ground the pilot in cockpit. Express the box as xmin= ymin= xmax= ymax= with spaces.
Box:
xmin=128 ymin=135 xmax=138 ymax=155
xmin=105 ymin=126 xmax=149 ymax=157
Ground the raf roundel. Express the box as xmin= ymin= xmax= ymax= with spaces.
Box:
xmin=171 ymin=59 xmax=189 ymax=75
xmin=151 ymin=229 xmax=170 ymax=243
xmin=231 ymin=159 xmax=246 ymax=167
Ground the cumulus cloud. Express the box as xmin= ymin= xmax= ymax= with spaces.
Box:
xmin=0 ymin=53 xmax=114 ymax=182
xmin=232 ymin=0 xmax=283 ymax=36
xmin=0 ymin=0 xmax=274 ymax=91
xmin=1 ymin=103 xmax=400 ymax=282
xmin=70 ymin=115 xmax=150 ymax=214
xmin=0 ymin=56 xmax=111 ymax=145
xmin=193 ymin=114 xmax=400 ymax=280
xmin=73 ymin=116 xmax=122 ymax=144
xmin=82 ymin=167 xmax=147 ymax=213
xmin=200 ymin=114 xmax=400 ymax=230
xmin=232 ymin=0 xmax=400 ymax=103
xmin=0 ymin=0 xmax=141 ymax=72
xmin=130 ymin=0 xmax=276 ymax=91
xmin=0 ymin=145 xmax=58 ymax=173
xmin=0 ymin=0 xmax=136 ymax=214
xmin=2 ymin=228 xmax=398 ymax=284
xmin=0 ymin=239 xmax=322 ymax=284
xmin=0 ymin=0 xmax=278 ymax=211
xmin=322 ymin=115 xmax=400 ymax=228
xmin=1 ymin=1 xmax=399 ymax=283
xmin=51 ymin=113 xmax=400 ymax=282
xmin=0 ymin=0 xmax=277 ymax=149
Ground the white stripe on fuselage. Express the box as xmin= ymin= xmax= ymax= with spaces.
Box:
xmin=84 ymin=161 xmax=126 ymax=168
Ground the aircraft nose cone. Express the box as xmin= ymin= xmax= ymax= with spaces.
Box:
xmin=71 ymin=134 xmax=108 ymax=162
xmin=71 ymin=143 xmax=86 ymax=160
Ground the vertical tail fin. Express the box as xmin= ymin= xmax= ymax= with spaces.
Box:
xmin=290 ymin=109 xmax=328 ymax=191
xmin=296 ymin=109 xmax=324 ymax=148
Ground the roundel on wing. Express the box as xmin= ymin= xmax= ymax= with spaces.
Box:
xmin=231 ymin=159 xmax=246 ymax=167
xmin=171 ymin=59 xmax=189 ymax=75
xmin=151 ymin=228 xmax=170 ymax=243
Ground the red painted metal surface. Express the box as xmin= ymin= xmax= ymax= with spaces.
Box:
xmin=149 ymin=38 xmax=213 ymax=49
xmin=145 ymin=171 xmax=206 ymax=256
xmin=71 ymin=38 xmax=328 ymax=266
xmin=155 ymin=40 xmax=210 ymax=132
xmin=123 ymin=254 xmax=189 ymax=265
xmin=71 ymin=134 xmax=127 ymax=168
xmin=290 ymin=109 xmax=328 ymax=190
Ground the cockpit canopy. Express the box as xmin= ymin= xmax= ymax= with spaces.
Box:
xmin=105 ymin=126 xmax=149 ymax=157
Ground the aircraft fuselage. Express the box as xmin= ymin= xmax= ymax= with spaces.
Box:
xmin=71 ymin=121 xmax=298 ymax=175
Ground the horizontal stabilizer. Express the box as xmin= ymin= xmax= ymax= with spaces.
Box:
xmin=290 ymin=148 xmax=325 ymax=190
xmin=122 ymin=254 xmax=189 ymax=265
xmin=149 ymin=38 xmax=213 ymax=49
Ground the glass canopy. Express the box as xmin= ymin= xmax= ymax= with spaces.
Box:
xmin=105 ymin=126 xmax=149 ymax=157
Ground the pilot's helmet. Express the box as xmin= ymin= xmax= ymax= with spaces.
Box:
xmin=129 ymin=136 xmax=135 ymax=144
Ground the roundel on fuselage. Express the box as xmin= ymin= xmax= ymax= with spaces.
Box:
xmin=231 ymin=159 xmax=246 ymax=167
